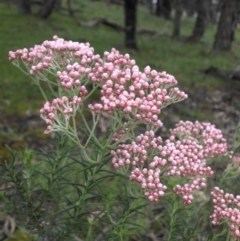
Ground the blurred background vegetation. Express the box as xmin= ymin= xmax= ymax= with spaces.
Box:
xmin=0 ymin=0 xmax=240 ymax=158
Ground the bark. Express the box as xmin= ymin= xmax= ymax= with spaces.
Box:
xmin=213 ymin=0 xmax=240 ymax=51
xmin=188 ymin=0 xmax=208 ymax=42
xmin=78 ymin=18 xmax=159 ymax=35
xmin=204 ymin=66 xmax=240 ymax=81
xmin=172 ymin=0 xmax=183 ymax=38
xmin=67 ymin=0 xmax=74 ymax=17
xmin=208 ymin=0 xmax=220 ymax=23
xmin=183 ymin=0 xmax=196 ymax=17
xmin=145 ymin=0 xmax=153 ymax=14
xmin=55 ymin=0 xmax=62 ymax=12
xmin=79 ymin=18 xmax=124 ymax=31
xmin=40 ymin=0 xmax=57 ymax=19
xmin=156 ymin=0 xmax=161 ymax=16
xmin=124 ymin=0 xmax=138 ymax=50
xmin=162 ymin=0 xmax=171 ymax=19
xmin=156 ymin=0 xmax=171 ymax=19
xmin=18 ymin=0 xmax=31 ymax=14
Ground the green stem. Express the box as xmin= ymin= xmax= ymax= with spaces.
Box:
xmin=84 ymin=114 xmax=100 ymax=149
xmin=167 ymin=197 xmax=179 ymax=241
xmin=46 ymin=79 xmax=58 ymax=97
xmin=84 ymin=84 xmax=99 ymax=101
xmin=36 ymin=81 xmax=48 ymax=102
xmin=86 ymin=224 xmax=93 ymax=241
xmin=72 ymin=164 xmax=100 ymax=224
xmin=64 ymin=131 xmax=95 ymax=164
xmin=14 ymin=62 xmax=49 ymax=101
xmin=52 ymin=115 xmax=95 ymax=164
xmin=81 ymin=112 xmax=102 ymax=149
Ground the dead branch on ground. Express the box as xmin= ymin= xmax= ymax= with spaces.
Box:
xmin=77 ymin=18 xmax=164 ymax=36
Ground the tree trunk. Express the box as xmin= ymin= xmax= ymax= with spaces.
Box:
xmin=18 ymin=0 xmax=31 ymax=14
xmin=183 ymin=0 xmax=196 ymax=17
xmin=156 ymin=0 xmax=171 ymax=19
xmin=172 ymin=0 xmax=183 ymax=38
xmin=208 ymin=0 xmax=219 ymax=23
xmin=55 ymin=0 xmax=62 ymax=12
xmin=162 ymin=0 xmax=171 ymax=19
xmin=40 ymin=0 xmax=57 ymax=19
xmin=145 ymin=0 xmax=153 ymax=14
xmin=213 ymin=0 xmax=240 ymax=51
xmin=156 ymin=0 xmax=161 ymax=16
xmin=67 ymin=0 xmax=74 ymax=17
xmin=124 ymin=0 xmax=138 ymax=50
xmin=188 ymin=0 xmax=208 ymax=42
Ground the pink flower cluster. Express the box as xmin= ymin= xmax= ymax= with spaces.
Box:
xmin=40 ymin=96 xmax=82 ymax=134
xmin=211 ymin=187 xmax=240 ymax=238
xmin=162 ymin=136 xmax=213 ymax=177
xmin=130 ymin=167 xmax=167 ymax=202
xmin=111 ymin=120 xmax=228 ymax=203
xmin=56 ymin=64 xmax=92 ymax=90
xmin=170 ymin=121 xmax=228 ymax=158
xmin=112 ymin=128 xmax=126 ymax=142
xmin=173 ymin=178 xmax=206 ymax=205
xmin=111 ymin=131 xmax=163 ymax=168
xmin=89 ymin=57 xmax=188 ymax=126
xmin=9 ymin=35 xmax=100 ymax=77
xmin=9 ymin=36 xmax=188 ymax=129
xmin=232 ymin=156 xmax=240 ymax=164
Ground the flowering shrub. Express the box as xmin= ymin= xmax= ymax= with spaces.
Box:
xmin=3 ymin=36 xmax=239 ymax=240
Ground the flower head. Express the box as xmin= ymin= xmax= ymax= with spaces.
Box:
xmin=211 ymin=187 xmax=240 ymax=239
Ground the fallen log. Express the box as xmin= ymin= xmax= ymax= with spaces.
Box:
xmin=204 ymin=66 xmax=240 ymax=81
xmin=77 ymin=18 xmax=159 ymax=35
xmin=136 ymin=27 xmax=158 ymax=35
xmin=78 ymin=17 xmax=124 ymax=31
